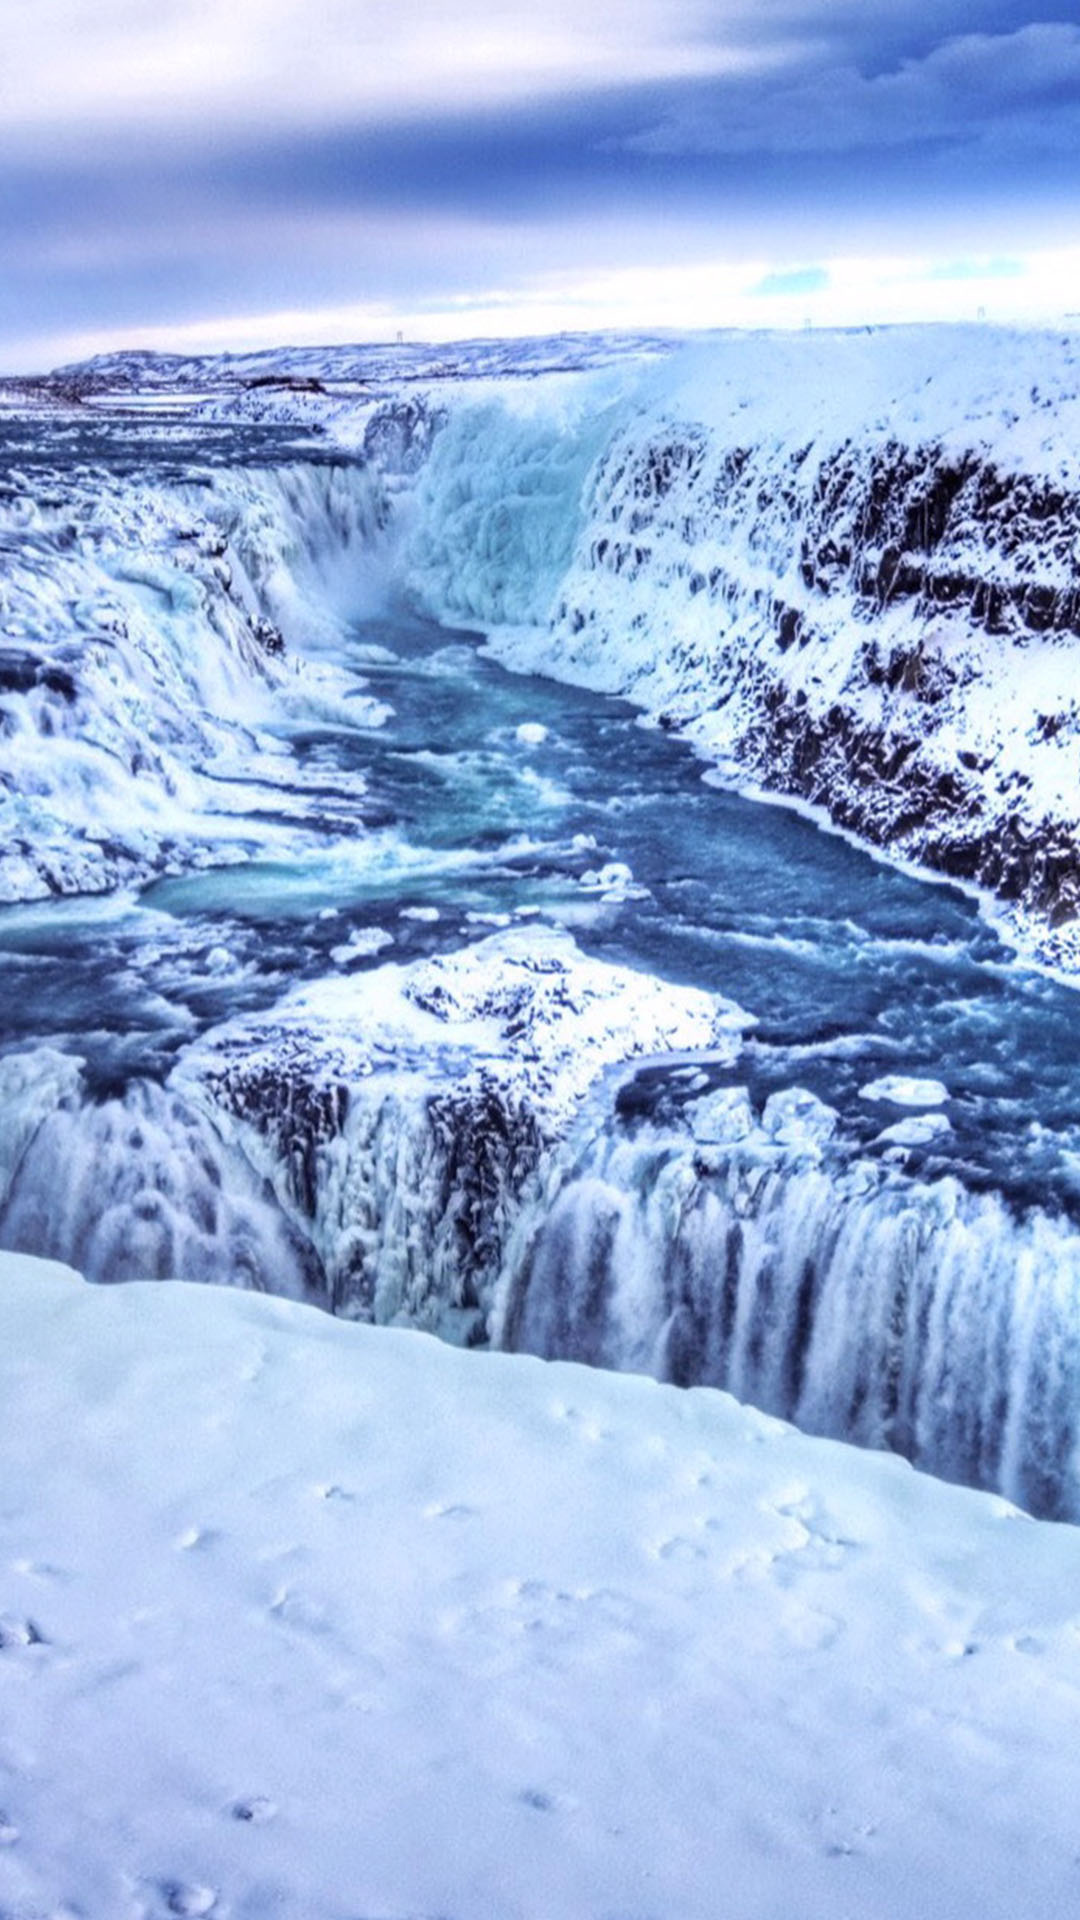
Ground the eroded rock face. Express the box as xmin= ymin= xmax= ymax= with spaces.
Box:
xmin=799 ymin=443 xmax=1080 ymax=638
xmin=532 ymin=415 xmax=1080 ymax=963
xmin=172 ymin=927 xmax=747 ymax=1335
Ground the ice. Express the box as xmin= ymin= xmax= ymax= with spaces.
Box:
xmin=171 ymin=926 xmax=746 ymax=1326
xmin=328 ymin=925 xmax=394 ymax=965
xmin=4 ymin=331 xmax=1080 ymax=1914
xmin=2 ymin=1257 xmax=1080 ymax=1918
xmin=577 ymin=859 xmax=649 ymax=903
xmin=0 ymin=1079 xmax=318 ymax=1296
xmin=860 ymin=1074 xmax=950 ymax=1107
xmin=499 ymin=1112 xmax=1080 ymax=1518
xmin=762 ymin=1085 xmax=840 ymax=1147
xmin=685 ymin=1084 xmax=756 ymax=1144
xmin=876 ymin=1111 xmax=954 ymax=1147
xmin=0 ymin=451 xmax=391 ymax=903
xmin=376 ymin=324 xmax=1080 ymax=968
xmin=0 ymin=1049 xmax=85 ymax=1213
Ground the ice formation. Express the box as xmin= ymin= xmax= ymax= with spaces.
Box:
xmin=171 ymin=925 xmax=745 ymax=1330
xmin=7 ymin=325 xmax=1080 ymax=959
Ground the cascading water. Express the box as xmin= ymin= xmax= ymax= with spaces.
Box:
xmin=0 ymin=1073 xmax=320 ymax=1297
xmin=496 ymin=1090 xmax=1080 ymax=1519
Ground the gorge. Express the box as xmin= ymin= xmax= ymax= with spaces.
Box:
xmin=3 ymin=324 xmax=1080 ymax=1516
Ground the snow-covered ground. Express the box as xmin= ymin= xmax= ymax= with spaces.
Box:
xmin=3 ymin=1253 xmax=1080 ymax=1920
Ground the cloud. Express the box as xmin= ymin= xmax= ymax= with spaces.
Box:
xmin=623 ymin=22 xmax=1080 ymax=155
xmin=2 ymin=2 xmax=1078 ymax=366
xmin=0 ymin=0 xmax=790 ymax=142
xmin=926 ymin=257 xmax=1025 ymax=281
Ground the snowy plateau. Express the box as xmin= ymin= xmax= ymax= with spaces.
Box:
xmin=4 ymin=324 xmax=1080 ymax=1916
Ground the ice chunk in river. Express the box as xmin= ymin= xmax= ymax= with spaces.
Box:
xmin=859 ymin=1074 xmax=950 ymax=1108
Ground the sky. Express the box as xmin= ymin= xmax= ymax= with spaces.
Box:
xmin=3 ymin=0 xmax=1080 ymax=369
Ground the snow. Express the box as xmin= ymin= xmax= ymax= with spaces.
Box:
xmin=876 ymin=1111 xmax=954 ymax=1148
xmin=4 ymin=326 xmax=1080 ymax=1914
xmin=376 ymin=325 xmax=1080 ymax=969
xmin=3 ymin=1254 xmax=1080 ymax=1919
xmin=164 ymin=926 xmax=748 ymax=1328
xmin=180 ymin=923 xmax=745 ymax=1140
xmin=859 ymin=1074 xmax=951 ymax=1107
xmin=0 ymin=457 xmax=390 ymax=901
xmin=328 ymin=924 xmax=394 ymax=966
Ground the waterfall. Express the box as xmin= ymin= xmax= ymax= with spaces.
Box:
xmin=496 ymin=1107 xmax=1080 ymax=1521
xmin=0 ymin=1074 xmax=320 ymax=1299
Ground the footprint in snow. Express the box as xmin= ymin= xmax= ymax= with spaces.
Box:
xmin=230 ymin=1796 xmax=276 ymax=1825
xmin=158 ymin=1882 xmax=218 ymax=1916
xmin=656 ymin=1535 xmax=707 ymax=1564
xmin=11 ymin=1559 xmax=70 ymax=1584
xmin=517 ymin=1787 xmax=556 ymax=1812
xmin=0 ymin=1615 xmax=46 ymax=1650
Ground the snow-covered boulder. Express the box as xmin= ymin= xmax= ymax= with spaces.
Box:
xmin=174 ymin=926 xmax=748 ymax=1333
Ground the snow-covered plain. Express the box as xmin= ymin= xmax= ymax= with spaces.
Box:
xmin=4 ymin=1253 xmax=1080 ymax=1920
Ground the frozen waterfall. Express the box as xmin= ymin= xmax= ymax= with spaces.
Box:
xmin=496 ymin=1104 xmax=1080 ymax=1520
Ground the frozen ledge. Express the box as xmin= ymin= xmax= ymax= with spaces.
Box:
xmin=1 ymin=1254 xmax=1079 ymax=1918
xmin=179 ymin=922 xmax=748 ymax=1133
xmin=171 ymin=927 xmax=750 ymax=1325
